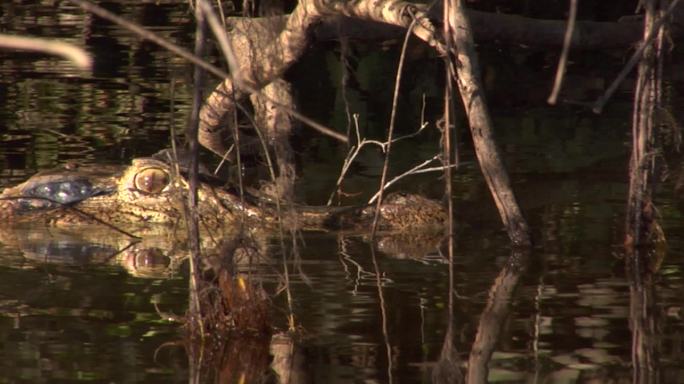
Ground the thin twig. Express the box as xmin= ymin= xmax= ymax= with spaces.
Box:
xmin=198 ymin=0 xmax=242 ymax=82
xmin=186 ymin=0 xmax=209 ymax=342
xmin=370 ymin=18 xmax=418 ymax=237
xmin=547 ymin=0 xmax=577 ymax=105
xmin=367 ymin=155 xmax=457 ymax=204
xmin=339 ymin=38 xmax=354 ymax=138
xmin=327 ymin=114 xmax=429 ymax=205
xmin=443 ymin=3 xmax=456 ymax=364
xmin=235 ymin=94 xmax=299 ymax=330
xmin=0 ymin=195 xmax=141 ymax=239
xmin=215 ymin=0 xmax=227 ymax=28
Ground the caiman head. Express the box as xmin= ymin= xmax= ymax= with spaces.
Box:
xmin=0 ymin=158 xmax=259 ymax=232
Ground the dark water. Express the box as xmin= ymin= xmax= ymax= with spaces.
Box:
xmin=2 ymin=1 xmax=684 ymax=383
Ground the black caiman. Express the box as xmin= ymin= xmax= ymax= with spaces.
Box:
xmin=0 ymin=158 xmax=446 ymax=235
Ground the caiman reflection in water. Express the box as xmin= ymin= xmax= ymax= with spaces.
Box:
xmin=0 ymin=224 xmax=182 ymax=278
xmin=0 ymin=157 xmax=447 ymax=235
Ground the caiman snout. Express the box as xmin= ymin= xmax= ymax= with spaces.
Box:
xmin=0 ymin=164 xmax=121 ymax=219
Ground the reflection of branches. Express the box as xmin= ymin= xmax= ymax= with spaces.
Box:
xmin=433 ymin=323 xmax=461 ymax=384
xmin=370 ymin=245 xmax=394 ymax=383
xmin=432 ymin=243 xmax=462 ymax=384
xmin=532 ymin=275 xmax=544 ymax=382
xmin=465 ymin=250 xmax=529 ymax=384
xmin=627 ymin=250 xmax=660 ymax=384
xmin=337 ymin=236 xmax=377 ymax=295
xmin=271 ymin=333 xmax=310 ymax=384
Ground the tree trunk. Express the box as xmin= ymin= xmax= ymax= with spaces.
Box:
xmin=446 ymin=1 xmax=531 ymax=246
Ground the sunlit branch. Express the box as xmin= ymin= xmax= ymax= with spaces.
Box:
xmin=328 ymin=114 xmax=431 ymax=206
xmin=0 ymin=34 xmax=92 ymax=70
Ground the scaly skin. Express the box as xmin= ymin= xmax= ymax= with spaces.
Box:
xmin=0 ymin=158 xmax=446 ymax=234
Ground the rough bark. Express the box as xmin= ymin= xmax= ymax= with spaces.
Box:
xmin=199 ymin=0 xmax=444 ymax=156
xmin=446 ymin=1 xmax=531 ymax=247
xmin=198 ymin=5 xmax=309 ymax=156
xmin=250 ymin=79 xmax=297 ymax=200
xmin=623 ymin=3 xmax=668 ymax=377
xmin=625 ymin=0 xmax=667 ymax=250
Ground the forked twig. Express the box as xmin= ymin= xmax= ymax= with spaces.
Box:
xmin=367 ymin=154 xmax=458 ymax=204
xmin=327 ymin=114 xmax=430 ymax=205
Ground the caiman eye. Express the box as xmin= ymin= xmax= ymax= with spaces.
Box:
xmin=133 ymin=167 xmax=170 ymax=194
